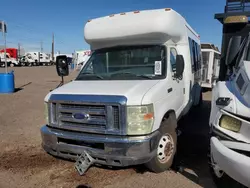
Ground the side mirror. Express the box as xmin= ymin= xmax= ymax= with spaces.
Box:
xmin=226 ymin=36 xmax=241 ymax=66
xmin=175 ymin=55 xmax=185 ymax=79
xmin=56 ymin=55 xmax=69 ymax=77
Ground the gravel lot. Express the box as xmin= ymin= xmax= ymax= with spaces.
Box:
xmin=0 ymin=66 xmax=216 ymax=188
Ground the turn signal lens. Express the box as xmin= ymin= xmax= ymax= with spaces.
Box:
xmin=144 ymin=113 xmax=154 ymax=120
xmin=220 ymin=115 xmax=242 ymax=133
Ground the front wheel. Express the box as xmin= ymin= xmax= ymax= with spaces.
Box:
xmin=146 ymin=113 xmax=177 ymax=173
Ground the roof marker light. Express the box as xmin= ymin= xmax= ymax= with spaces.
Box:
xmin=120 ymin=13 xmax=126 ymax=15
xmin=109 ymin=14 xmax=115 ymax=17
xmin=87 ymin=20 xmax=92 ymax=22
xmin=165 ymin=8 xmax=171 ymax=11
xmin=134 ymin=11 xmax=140 ymax=14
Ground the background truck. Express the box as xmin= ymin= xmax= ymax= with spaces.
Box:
xmin=201 ymin=43 xmax=221 ymax=89
xmin=209 ymin=0 xmax=250 ymax=187
xmin=21 ymin=52 xmax=51 ymax=66
xmin=41 ymin=8 xmax=203 ymax=174
xmin=0 ymin=48 xmax=18 ymax=59
xmin=0 ymin=52 xmax=19 ymax=67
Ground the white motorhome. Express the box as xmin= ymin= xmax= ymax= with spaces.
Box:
xmin=201 ymin=44 xmax=221 ymax=89
xmin=41 ymin=8 xmax=202 ymax=174
xmin=23 ymin=52 xmax=51 ymax=66
xmin=0 ymin=52 xmax=19 ymax=67
xmin=210 ymin=1 xmax=250 ymax=187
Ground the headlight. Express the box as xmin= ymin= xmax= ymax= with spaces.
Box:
xmin=44 ymin=102 xmax=49 ymax=124
xmin=126 ymin=104 xmax=154 ymax=135
xmin=219 ymin=115 xmax=242 ymax=132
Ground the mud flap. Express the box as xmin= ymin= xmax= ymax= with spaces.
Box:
xmin=75 ymin=151 xmax=96 ymax=175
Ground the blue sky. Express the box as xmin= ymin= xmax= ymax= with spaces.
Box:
xmin=0 ymin=0 xmax=225 ymax=54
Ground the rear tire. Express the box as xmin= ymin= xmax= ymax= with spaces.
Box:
xmin=145 ymin=113 xmax=177 ymax=173
xmin=198 ymin=91 xmax=203 ymax=107
xmin=194 ymin=91 xmax=203 ymax=108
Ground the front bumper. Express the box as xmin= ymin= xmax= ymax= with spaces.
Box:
xmin=211 ymin=137 xmax=250 ymax=187
xmin=41 ymin=125 xmax=160 ymax=167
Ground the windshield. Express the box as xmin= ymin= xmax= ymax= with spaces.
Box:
xmin=76 ymin=45 xmax=166 ymax=80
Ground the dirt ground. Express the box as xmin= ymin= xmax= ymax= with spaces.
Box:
xmin=0 ymin=66 xmax=216 ymax=188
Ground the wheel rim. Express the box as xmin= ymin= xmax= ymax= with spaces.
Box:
xmin=211 ymin=155 xmax=224 ymax=178
xmin=10 ymin=64 xmax=14 ymax=67
xmin=157 ymin=134 xmax=174 ymax=163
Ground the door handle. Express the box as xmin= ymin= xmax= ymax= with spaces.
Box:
xmin=168 ymin=88 xmax=173 ymax=93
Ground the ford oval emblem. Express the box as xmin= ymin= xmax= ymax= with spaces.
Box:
xmin=73 ymin=113 xmax=90 ymax=120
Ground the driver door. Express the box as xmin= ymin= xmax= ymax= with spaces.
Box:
xmin=168 ymin=46 xmax=184 ymax=115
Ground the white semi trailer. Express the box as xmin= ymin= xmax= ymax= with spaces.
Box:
xmin=41 ymin=8 xmax=203 ymax=174
xmin=73 ymin=50 xmax=91 ymax=70
xmin=22 ymin=52 xmax=51 ymax=66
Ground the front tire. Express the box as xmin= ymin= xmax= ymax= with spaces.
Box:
xmin=146 ymin=113 xmax=177 ymax=173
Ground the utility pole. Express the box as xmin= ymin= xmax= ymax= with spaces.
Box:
xmin=52 ymin=33 xmax=54 ymax=62
xmin=18 ymin=43 xmax=21 ymax=59
xmin=2 ymin=21 xmax=7 ymax=73
xmin=40 ymin=40 xmax=43 ymax=53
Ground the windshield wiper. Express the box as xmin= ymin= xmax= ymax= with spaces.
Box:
xmin=110 ymin=72 xmax=153 ymax=79
xmin=78 ymin=72 xmax=104 ymax=80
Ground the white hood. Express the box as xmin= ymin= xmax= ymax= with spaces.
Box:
xmin=45 ymin=80 xmax=160 ymax=105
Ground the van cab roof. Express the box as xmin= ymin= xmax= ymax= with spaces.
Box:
xmin=84 ymin=8 xmax=199 ymax=50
